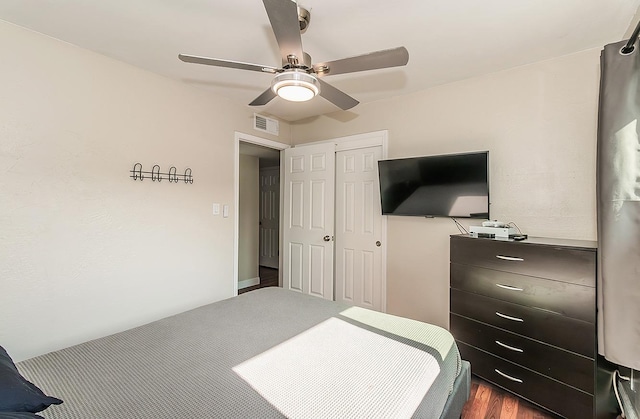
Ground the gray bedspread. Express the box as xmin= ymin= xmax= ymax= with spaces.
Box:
xmin=17 ymin=288 xmax=461 ymax=419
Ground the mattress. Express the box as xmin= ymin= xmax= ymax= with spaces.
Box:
xmin=17 ymin=288 xmax=463 ymax=419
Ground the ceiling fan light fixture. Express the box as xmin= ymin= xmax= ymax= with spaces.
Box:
xmin=271 ymin=70 xmax=319 ymax=102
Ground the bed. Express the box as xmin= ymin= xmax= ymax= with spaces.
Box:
xmin=13 ymin=287 xmax=470 ymax=419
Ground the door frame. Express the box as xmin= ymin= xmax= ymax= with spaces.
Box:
xmin=292 ymin=130 xmax=389 ymax=311
xmin=234 ymin=131 xmax=290 ymax=296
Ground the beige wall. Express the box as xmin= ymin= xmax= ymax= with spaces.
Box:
xmin=292 ymin=48 xmax=601 ymax=328
xmin=0 ymin=21 xmax=290 ymax=361
xmin=238 ymin=154 xmax=259 ymax=284
xmin=0 ymin=16 xmax=604 ymax=359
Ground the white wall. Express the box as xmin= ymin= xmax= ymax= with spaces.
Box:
xmin=238 ymin=154 xmax=259 ymax=284
xmin=291 ymin=48 xmax=601 ymax=328
xmin=0 ymin=21 xmax=290 ymax=361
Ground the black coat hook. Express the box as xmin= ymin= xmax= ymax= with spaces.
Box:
xmin=184 ymin=168 xmax=193 ymax=184
xmin=131 ymin=163 xmax=144 ymax=181
xmin=168 ymin=166 xmax=178 ymax=183
xmin=151 ymin=165 xmax=162 ymax=182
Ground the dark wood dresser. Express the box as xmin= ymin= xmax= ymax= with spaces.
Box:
xmin=449 ymin=235 xmax=617 ymax=419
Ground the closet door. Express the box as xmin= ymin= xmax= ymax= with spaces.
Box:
xmin=282 ymin=143 xmax=335 ymax=300
xmin=334 ymin=146 xmax=384 ymax=311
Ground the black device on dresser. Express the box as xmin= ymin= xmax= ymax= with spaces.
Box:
xmin=449 ymin=235 xmax=618 ymax=419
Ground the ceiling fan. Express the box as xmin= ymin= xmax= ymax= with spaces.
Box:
xmin=178 ymin=0 xmax=409 ymax=110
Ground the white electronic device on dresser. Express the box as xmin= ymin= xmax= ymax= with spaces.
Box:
xmin=468 ymin=225 xmax=518 ymax=240
xmin=449 ymin=235 xmax=618 ymax=419
xmin=469 ymin=220 xmax=518 ymax=240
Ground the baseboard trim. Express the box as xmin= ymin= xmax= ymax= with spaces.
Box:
xmin=238 ymin=276 xmax=260 ymax=289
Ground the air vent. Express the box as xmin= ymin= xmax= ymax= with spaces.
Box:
xmin=254 ymin=113 xmax=279 ymax=136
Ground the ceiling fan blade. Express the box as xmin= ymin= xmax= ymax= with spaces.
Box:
xmin=262 ymin=0 xmax=305 ymax=65
xmin=249 ymin=88 xmax=277 ymax=106
xmin=317 ymin=79 xmax=359 ymax=110
xmin=313 ymin=46 xmax=409 ymax=77
xmin=179 ymin=54 xmax=279 ymax=73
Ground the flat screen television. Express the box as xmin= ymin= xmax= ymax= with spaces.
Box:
xmin=377 ymin=151 xmax=489 ymax=218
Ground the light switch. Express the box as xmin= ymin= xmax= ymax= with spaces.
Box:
xmin=223 ymin=204 xmax=229 ymax=218
xmin=213 ymin=203 xmax=220 ymax=215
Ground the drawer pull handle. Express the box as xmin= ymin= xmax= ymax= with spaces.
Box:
xmin=496 ymin=284 xmax=524 ymax=291
xmin=495 ymin=340 xmax=524 ymax=352
xmin=496 ymin=255 xmax=524 ymax=262
xmin=495 ymin=312 xmax=524 ymax=322
xmin=495 ymin=369 xmax=523 ymax=383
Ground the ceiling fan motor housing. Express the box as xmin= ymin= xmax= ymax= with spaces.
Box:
xmin=284 ymin=52 xmax=312 ymax=69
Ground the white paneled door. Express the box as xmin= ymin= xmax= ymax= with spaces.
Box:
xmin=259 ymin=167 xmax=279 ymax=269
xmin=282 ymin=143 xmax=336 ymax=300
xmin=335 ymin=146 xmax=384 ymax=310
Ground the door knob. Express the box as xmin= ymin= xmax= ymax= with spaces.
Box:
xmin=323 ymin=235 xmax=331 ymax=242
xmin=376 ymin=241 xmax=382 ymax=247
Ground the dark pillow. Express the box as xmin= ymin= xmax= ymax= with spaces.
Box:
xmin=0 ymin=413 xmax=44 ymax=419
xmin=0 ymin=346 xmax=63 ymax=413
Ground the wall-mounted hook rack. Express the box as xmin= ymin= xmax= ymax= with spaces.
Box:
xmin=130 ymin=163 xmax=194 ymax=184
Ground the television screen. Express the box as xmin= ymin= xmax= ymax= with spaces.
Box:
xmin=377 ymin=151 xmax=489 ymax=218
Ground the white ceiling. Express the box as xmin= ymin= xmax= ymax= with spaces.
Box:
xmin=1 ymin=0 xmax=638 ymax=122
xmin=239 ymin=142 xmax=280 ymax=167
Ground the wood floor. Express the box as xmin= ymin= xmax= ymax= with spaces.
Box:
xmin=238 ymin=266 xmax=278 ymax=294
xmin=463 ymin=377 xmax=559 ymax=419
xmin=239 ymin=270 xmax=561 ymax=419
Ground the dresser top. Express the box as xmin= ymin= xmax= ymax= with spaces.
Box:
xmin=450 ymin=234 xmax=597 ymax=251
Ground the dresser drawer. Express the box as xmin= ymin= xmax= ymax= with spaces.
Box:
xmin=450 ymin=236 xmax=595 ymax=286
xmin=450 ymin=314 xmax=594 ymax=393
xmin=450 ymin=289 xmax=595 ymax=357
xmin=451 ymin=264 xmax=595 ymax=323
xmin=458 ymin=342 xmax=593 ymax=419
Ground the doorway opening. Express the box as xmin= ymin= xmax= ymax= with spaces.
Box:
xmin=234 ymin=132 xmax=288 ymax=295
